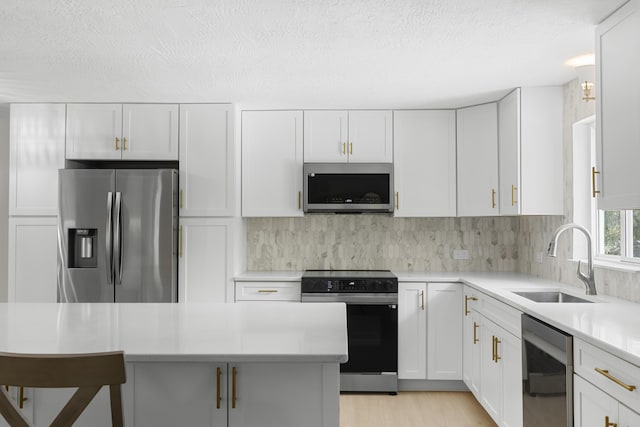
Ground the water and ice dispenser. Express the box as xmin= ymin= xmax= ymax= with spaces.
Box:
xmin=67 ymin=229 xmax=97 ymax=268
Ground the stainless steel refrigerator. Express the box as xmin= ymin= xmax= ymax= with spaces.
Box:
xmin=58 ymin=169 xmax=178 ymax=302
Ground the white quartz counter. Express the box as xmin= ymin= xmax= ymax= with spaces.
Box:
xmin=0 ymin=302 xmax=348 ymax=363
xmin=396 ymin=271 xmax=640 ymax=368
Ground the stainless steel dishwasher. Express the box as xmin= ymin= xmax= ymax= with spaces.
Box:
xmin=522 ymin=314 xmax=573 ymax=427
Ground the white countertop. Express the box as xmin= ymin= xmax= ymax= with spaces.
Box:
xmin=0 ymin=302 xmax=348 ymax=364
xmin=234 ymin=271 xmax=303 ymax=281
xmin=396 ymin=271 xmax=640 ymax=368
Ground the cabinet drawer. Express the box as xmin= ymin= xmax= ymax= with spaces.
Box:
xmin=574 ymin=338 xmax=640 ymax=411
xmin=481 ymin=294 xmax=521 ymax=338
xmin=235 ymin=281 xmax=301 ymax=302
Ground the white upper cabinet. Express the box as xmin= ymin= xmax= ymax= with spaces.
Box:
xmin=179 ymin=104 xmax=234 ymax=217
xmin=393 ymin=110 xmax=456 ymax=217
xmin=66 ymin=103 xmax=178 ymax=160
xmin=242 ymin=110 xmax=304 ymax=217
xmin=498 ymin=87 xmax=563 ymax=215
xmin=456 ymin=103 xmax=499 ymax=216
xmin=595 ymin=0 xmax=640 ymax=209
xmin=304 ymin=110 xmax=392 ymax=163
xmin=9 ymin=103 xmax=66 ymax=216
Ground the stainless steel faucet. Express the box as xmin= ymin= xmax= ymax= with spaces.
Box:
xmin=547 ymin=223 xmax=597 ymax=295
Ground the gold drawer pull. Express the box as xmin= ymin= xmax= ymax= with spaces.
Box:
xmin=491 ymin=189 xmax=496 ymax=209
xmin=216 ymin=367 xmax=222 ymax=409
xmin=115 ymin=137 xmax=120 ymax=150
xmin=595 ymin=368 xmax=636 ymax=391
xmin=511 ymin=184 xmax=517 ymax=206
xmin=473 ymin=321 xmax=479 ymax=344
xmin=605 ymin=415 xmax=617 ymax=427
xmin=494 ymin=337 xmax=501 ymax=363
xmin=258 ymin=289 xmax=278 ymax=293
xmin=231 ymin=367 xmax=238 ymax=409
xmin=420 ymin=290 xmax=425 ymax=311
xmin=592 ymin=166 xmax=601 ymax=198
xmin=464 ymin=295 xmax=478 ymax=316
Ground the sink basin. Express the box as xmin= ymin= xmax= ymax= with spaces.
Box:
xmin=512 ymin=291 xmax=593 ymax=303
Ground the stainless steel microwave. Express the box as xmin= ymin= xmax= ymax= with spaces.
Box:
xmin=303 ymin=163 xmax=394 ymax=213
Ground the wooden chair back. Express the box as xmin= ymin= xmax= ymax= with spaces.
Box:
xmin=0 ymin=351 xmax=126 ymax=427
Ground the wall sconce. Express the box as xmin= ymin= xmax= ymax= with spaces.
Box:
xmin=575 ymin=64 xmax=595 ymax=102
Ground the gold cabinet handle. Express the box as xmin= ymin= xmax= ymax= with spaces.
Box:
xmin=216 ymin=367 xmax=222 ymax=409
xmin=115 ymin=137 xmax=120 ymax=150
xmin=491 ymin=336 xmax=496 ymax=361
xmin=298 ymin=191 xmax=301 ymax=209
xmin=231 ymin=367 xmax=238 ymax=409
xmin=123 ymin=137 xmax=127 ymax=150
xmin=592 ymin=166 xmax=601 ymax=198
xmin=258 ymin=289 xmax=278 ymax=293
xmin=180 ymin=190 xmax=184 ymax=209
xmin=342 ymin=142 xmax=346 ymax=155
xmin=473 ymin=321 xmax=479 ymax=344
xmin=179 ymin=225 xmax=183 ymax=258
xmin=494 ymin=337 xmax=501 ymax=363
xmin=350 ymin=142 xmax=353 ymax=155
xmin=395 ymin=192 xmax=399 ymax=209
xmin=420 ymin=290 xmax=425 ymax=311
xmin=595 ymin=368 xmax=636 ymax=392
xmin=19 ymin=387 xmax=26 ymax=409
xmin=464 ymin=295 xmax=477 ymax=316
xmin=511 ymin=184 xmax=517 ymax=206
xmin=491 ymin=189 xmax=496 ymax=209
xmin=605 ymin=416 xmax=617 ymax=427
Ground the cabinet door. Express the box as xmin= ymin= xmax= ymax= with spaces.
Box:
xmin=8 ymin=217 xmax=57 ymax=302
xmin=122 ymin=104 xmax=179 ymax=160
xmin=574 ymin=375 xmax=618 ymax=427
xmin=9 ymin=104 xmax=66 ymax=216
xmin=133 ymin=363 xmax=227 ymax=427
xmin=498 ymin=89 xmax=520 ymax=216
xmin=180 ymin=104 xmax=234 ymax=216
xmin=427 ymin=282 xmax=462 ymax=380
xmin=0 ymin=387 xmax=34 ymax=426
xmin=480 ymin=317 xmax=502 ymax=423
xmin=462 ymin=308 xmax=481 ymax=399
xmin=457 ymin=103 xmax=499 ymax=216
xmin=499 ymin=328 xmax=522 ymax=427
xmin=347 ymin=111 xmax=393 ymax=163
xmin=393 ymin=110 xmax=456 ymax=217
xmin=66 ymin=104 xmax=123 ymax=160
xmin=596 ymin=0 xmax=640 ymax=209
xmin=303 ymin=111 xmax=348 ymax=163
xmin=619 ymin=404 xmax=640 ymax=427
xmin=228 ymin=363 xmax=338 ymax=427
xmin=179 ymin=218 xmax=234 ymax=303
xmin=398 ymin=282 xmax=427 ymax=379
xmin=241 ymin=111 xmax=303 ymax=217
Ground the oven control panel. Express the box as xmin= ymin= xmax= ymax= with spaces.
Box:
xmin=301 ymin=278 xmax=398 ymax=293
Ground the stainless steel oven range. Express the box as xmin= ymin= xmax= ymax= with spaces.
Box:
xmin=301 ymin=270 xmax=398 ymax=394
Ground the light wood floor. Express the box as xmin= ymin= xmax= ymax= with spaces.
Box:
xmin=340 ymin=391 xmax=497 ymax=427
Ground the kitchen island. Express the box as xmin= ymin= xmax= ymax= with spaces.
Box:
xmin=0 ymin=302 xmax=347 ymax=427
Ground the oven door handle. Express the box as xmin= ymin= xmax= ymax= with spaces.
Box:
xmin=301 ymin=293 xmax=398 ymax=305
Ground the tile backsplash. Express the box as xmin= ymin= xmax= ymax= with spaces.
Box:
xmin=247 ymin=216 xmax=520 ymax=272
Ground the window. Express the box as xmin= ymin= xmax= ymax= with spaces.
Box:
xmin=597 ymin=209 xmax=640 ymax=262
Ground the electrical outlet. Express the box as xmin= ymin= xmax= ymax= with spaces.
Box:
xmin=453 ymin=249 xmax=469 ymax=260
xmin=534 ymin=251 xmax=544 ymax=264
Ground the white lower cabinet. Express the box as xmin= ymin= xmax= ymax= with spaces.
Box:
xmin=5 ymin=362 xmax=338 ymax=427
xmin=398 ymin=282 xmax=427 ymax=379
xmin=427 ymin=282 xmax=462 ymax=380
xmin=234 ymin=281 xmax=301 ymax=302
xmin=398 ymin=282 xmax=462 ymax=381
xmin=461 ymin=286 xmax=522 ymax=427
xmin=133 ymin=362 xmax=338 ymax=427
xmin=574 ymin=374 xmax=640 ymax=427
xmin=178 ymin=218 xmax=235 ymax=303
xmin=8 ymin=217 xmax=58 ymax=302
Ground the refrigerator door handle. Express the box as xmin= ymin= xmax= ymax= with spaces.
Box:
xmin=114 ymin=192 xmax=123 ymax=285
xmin=106 ymin=192 xmax=114 ymax=286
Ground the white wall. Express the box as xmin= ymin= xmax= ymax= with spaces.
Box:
xmin=0 ymin=104 xmax=9 ymax=301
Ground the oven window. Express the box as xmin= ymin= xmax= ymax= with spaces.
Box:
xmin=342 ymin=304 xmax=397 ymax=373
xmin=307 ymin=173 xmax=390 ymax=204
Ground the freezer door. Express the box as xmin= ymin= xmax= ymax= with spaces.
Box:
xmin=115 ymin=169 xmax=178 ymax=302
xmin=58 ymin=169 xmax=116 ymax=302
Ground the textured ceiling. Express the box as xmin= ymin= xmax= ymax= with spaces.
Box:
xmin=0 ymin=0 xmax=628 ymax=108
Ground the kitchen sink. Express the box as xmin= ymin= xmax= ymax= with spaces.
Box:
xmin=512 ymin=291 xmax=593 ymax=303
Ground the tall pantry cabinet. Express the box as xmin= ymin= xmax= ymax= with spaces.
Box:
xmin=8 ymin=104 xmax=65 ymax=302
